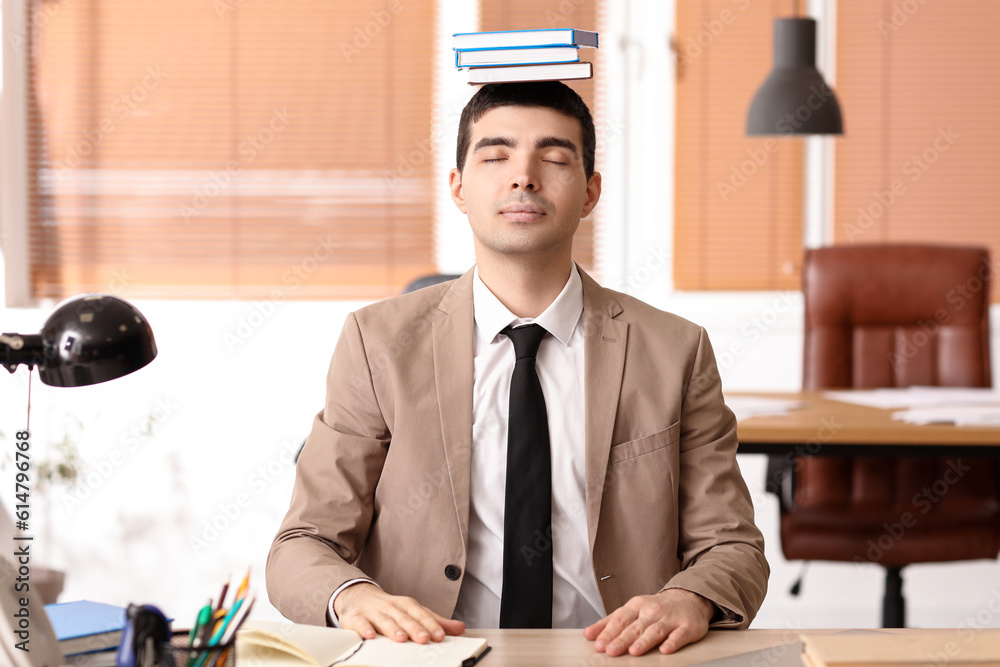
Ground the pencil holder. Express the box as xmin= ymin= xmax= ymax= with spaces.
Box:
xmin=167 ymin=634 xmax=236 ymax=667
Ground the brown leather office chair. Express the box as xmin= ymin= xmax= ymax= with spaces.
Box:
xmin=775 ymin=244 xmax=1000 ymax=627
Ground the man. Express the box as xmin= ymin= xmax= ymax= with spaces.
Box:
xmin=267 ymin=82 xmax=768 ymax=657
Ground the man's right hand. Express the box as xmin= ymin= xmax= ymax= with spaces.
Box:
xmin=333 ymin=583 xmax=466 ymax=643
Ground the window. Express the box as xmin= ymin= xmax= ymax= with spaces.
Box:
xmin=27 ymin=0 xmax=437 ymax=300
xmin=834 ymin=0 xmax=1000 ymax=303
xmin=673 ymin=0 xmax=804 ymax=291
xmin=20 ymin=0 xmax=606 ymax=301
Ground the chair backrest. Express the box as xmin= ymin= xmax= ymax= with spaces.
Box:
xmin=803 ymin=244 xmax=992 ymax=390
xmin=402 ymin=274 xmax=462 ymax=294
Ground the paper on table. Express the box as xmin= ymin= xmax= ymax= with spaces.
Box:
xmin=893 ymin=405 xmax=1000 ymax=426
xmin=725 ymin=395 xmax=804 ymax=422
xmin=824 ymin=387 xmax=1000 ymax=410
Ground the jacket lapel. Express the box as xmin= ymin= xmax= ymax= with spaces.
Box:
xmin=579 ymin=269 xmax=627 ymax=554
xmin=431 ymin=269 xmax=476 ymax=545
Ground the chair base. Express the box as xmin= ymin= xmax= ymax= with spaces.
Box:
xmin=883 ymin=566 xmax=905 ymax=628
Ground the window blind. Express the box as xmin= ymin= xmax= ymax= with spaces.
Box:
xmin=834 ymin=0 xmax=1000 ymax=303
xmin=674 ymin=0 xmax=804 ymax=291
xmin=28 ymin=0 xmax=437 ymax=300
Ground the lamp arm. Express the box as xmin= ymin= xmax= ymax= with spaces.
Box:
xmin=0 ymin=333 xmax=45 ymax=373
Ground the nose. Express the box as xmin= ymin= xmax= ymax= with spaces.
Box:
xmin=508 ymin=157 xmax=538 ymax=191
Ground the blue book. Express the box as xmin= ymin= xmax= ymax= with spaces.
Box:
xmin=452 ymin=28 xmax=598 ymax=51
xmin=455 ymin=45 xmax=581 ymax=68
xmin=45 ymin=600 xmax=127 ymax=656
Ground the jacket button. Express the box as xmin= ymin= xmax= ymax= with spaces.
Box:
xmin=444 ymin=564 xmax=461 ymax=581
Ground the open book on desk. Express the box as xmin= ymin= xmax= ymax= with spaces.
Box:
xmin=237 ymin=620 xmax=490 ymax=667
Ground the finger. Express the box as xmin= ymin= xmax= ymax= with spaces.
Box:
xmin=391 ymin=610 xmax=436 ymax=643
xmin=627 ymin=621 xmax=672 ymax=657
xmin=436 ymin=617 xmax=467 ymax=637
xmin=340 ymin=614 xmax=377 ymax=640
xmin=602 ymin=620 xmax=646 ymax=657
xmin=398 ymin=601 xmax=459 ymax=642
xmin=659 ymin=624 xmax=702 ymax=655
xmin=368 ymin=609 xmax=409 ymax=642
xmin=582 ymin=617 xmax=608 ymax=641
xmin=593 ymin=608 xmax=637 ymax=652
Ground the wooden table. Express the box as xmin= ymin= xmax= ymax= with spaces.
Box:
xmin=461 ymin=628 xmax=804 ymax=666
xmin=460 ymin=628 xmax=997 ymax=666
xmin=733 ymin=391 xmax=1000 ymax=458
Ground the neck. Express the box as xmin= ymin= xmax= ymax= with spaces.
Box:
xmin=477 ymin=254 xmax=573 ymax=319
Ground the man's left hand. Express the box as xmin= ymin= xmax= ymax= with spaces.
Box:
xmin=583 ymin=588 xmax=714 ymax=657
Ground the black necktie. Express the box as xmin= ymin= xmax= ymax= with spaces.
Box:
xmin=498 ymin=323 xmax=553 ymax=629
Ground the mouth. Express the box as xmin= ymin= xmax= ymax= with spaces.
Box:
xmin=499 ymin=204 xmax=546 ymax=222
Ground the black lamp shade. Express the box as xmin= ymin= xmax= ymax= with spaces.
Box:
xmin=747 ymin=18 xmax=843 ymax=136
xmin=37 ymin=294 xmax=157 ymax=387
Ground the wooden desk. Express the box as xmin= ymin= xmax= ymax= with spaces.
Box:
xmin=462 ymin=628 xmax=804 ymax=666
xmin=733 ymin=391 xmax=1000 ymax=458
xmin=461 ymin=628 xmax=997 ymax=666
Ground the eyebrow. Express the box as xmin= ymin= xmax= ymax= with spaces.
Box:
xmin=472 ymin=135 xmax=580 ymax=157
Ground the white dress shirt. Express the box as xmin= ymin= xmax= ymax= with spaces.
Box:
xmin=453 ymin=265 xmax=606 ymax=628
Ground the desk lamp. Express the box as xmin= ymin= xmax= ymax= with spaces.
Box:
xmin=1 ymin=294 xmax=157 ymax=386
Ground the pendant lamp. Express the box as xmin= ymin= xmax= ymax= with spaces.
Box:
xmin=747 ymin=17 xmax=843 ymax=135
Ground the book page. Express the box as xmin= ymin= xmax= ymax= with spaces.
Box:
xmin=341 ymin=635 xmax=489 ymax=667
xmin=237 ymin=620 xmax=362 ymax=667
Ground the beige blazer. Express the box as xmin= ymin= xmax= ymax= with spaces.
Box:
xmin=266 ymin=268 xmax=768 ymax=627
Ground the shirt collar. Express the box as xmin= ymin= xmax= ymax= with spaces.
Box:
xmin=473 ymin=264 xmax=583 ymax=347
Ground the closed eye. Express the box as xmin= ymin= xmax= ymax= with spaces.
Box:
xmin=482 ymin=158 xmax=506 ymax=164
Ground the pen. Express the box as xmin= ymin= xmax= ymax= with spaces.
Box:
xmin=189 ymin=599 xmax=212 ymax=647
xmin=214 ymin=576 xmax=230 ymax=616
xmin=215 ymin=594 xmax=256 ymax=667
xmin=219 ymin=593 xmax=255 ymax=646
xmin=208 ymin=597 xmax=245 ymax=647
xmin=188 ymin=600 xmax=213 ymax=667
xmin=233 ymin=567 xmax=251 ymax=603
xmin=191 ymin=600 xmax=243 ymax=667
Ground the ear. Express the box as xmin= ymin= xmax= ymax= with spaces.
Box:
xmin=449 ymin=168 xmax=468 ymax=214
xmin=581 ymin=171 xmax=602 ymax=218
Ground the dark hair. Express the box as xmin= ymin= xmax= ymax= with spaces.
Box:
xmin=455 ymin=81 xmax=596 ymax=179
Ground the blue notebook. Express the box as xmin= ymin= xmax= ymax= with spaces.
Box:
xmin=45 ymin=600 xmax=127 ymax=656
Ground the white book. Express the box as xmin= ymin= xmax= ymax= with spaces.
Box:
xmin=456 ymin=46 xmax=580 ymax=68
xmin=467 ymin=61 xmax=593 ymax=86
xmin=236 ymin=620 xmax=490 ymax=667
xmin=453 ymin=28 xmax=598 ymax=51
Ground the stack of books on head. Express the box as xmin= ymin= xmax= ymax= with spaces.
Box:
xmin=453 ymin=28 xmax=598 ymax=85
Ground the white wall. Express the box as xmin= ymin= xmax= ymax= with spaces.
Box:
xmin=2 ymin=0 xmax=1000 ymax=635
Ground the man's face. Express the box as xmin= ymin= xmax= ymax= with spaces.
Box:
xmin=449 ymin=105 xmax=601 ymax=262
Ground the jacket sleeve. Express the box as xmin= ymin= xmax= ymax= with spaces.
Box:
xmin=661 ymin=327 xmax=770 ymax=628
xmin=266 ymin=313 xmax=389 ymax=626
